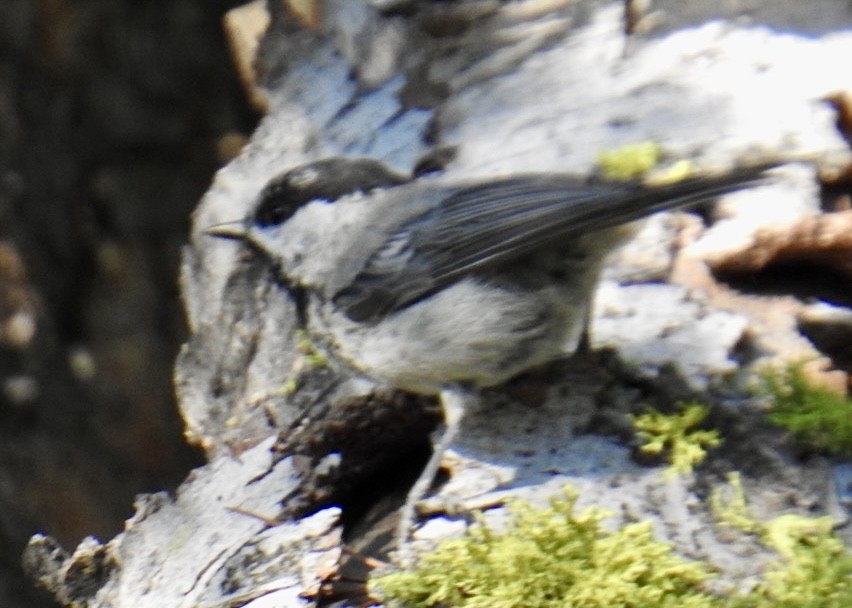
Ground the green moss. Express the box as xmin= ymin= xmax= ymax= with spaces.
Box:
xmin=749 ymin=514 xmax=852 ymax=608
xmin=295 ymin=329 xmax=329 ymax=368
xmin=712 ymin=473 xmax=852 ymax=608
xmin=373 ymin=477 xmax=851 ymax=608
xmin=709 ymin=472 xmax=763 ymax=535
xmin=760 ymin=363 xmax=852 ymax=456
xmin=274 ymin=330 xmax=330 ymax=395
xmin=631 ymin=403 xmax=722 ymax=477
xmin=596 ymin=142 xmax=661 ymax=181
xmin=280 ymin=377 xmax=300 ymax=396
xmin=371 ymin=487 xmax=720 ymax=608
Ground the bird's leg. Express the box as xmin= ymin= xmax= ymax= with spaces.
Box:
xmin=394 ymin=386 xmax=474 ymax=568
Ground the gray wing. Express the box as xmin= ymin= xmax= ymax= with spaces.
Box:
xmin=333 ymin=165 xmax=773 ymax=322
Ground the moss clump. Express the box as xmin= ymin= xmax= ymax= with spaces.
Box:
xmin=713 ymin=473 xmax=852 ymax=608
xmin=631 ymin=403 xmax=722 ymax=477
xmin=596 ymin=142 xmax=662 ymax=181
xmin=374 ymin=479 xmax=851 ymax=607
xmin=747 ymin=514 xmax=852 ymax=608
xmin=709 ymin=472 xmax=762 ymax=535
xmin=371 ymin=487 xmax=718 ymax=608
xmin=761 ymin=363 xmax=852 ymax=456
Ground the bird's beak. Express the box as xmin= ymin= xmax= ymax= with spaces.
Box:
xmin=204 ymin=221 xmax=247 ymax=241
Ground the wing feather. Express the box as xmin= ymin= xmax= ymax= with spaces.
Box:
xmin=334 ymin=165 xmax=774 ymax=322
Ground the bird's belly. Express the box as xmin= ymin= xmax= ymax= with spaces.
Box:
xmin=314 ymin=277 xmax=590 ymax=394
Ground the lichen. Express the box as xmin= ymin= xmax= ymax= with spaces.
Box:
xmin=760 ymin=363 xmax=852 ymax=456
xmin=631 ymin=403 xmax=722 ymax=477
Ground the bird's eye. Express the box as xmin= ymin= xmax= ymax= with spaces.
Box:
xmin=252 ymin=177 xmax=314 ymax=227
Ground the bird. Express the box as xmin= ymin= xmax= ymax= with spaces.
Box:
xmin=206 ymin=156 xmax=777 ymax=564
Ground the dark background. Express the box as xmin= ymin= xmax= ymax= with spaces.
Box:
xmin=0 ymin=1 xmax=256 ymax=605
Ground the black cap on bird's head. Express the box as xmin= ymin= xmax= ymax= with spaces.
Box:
xmin=204 ymin=157 xmax=409 ymax=241
xmin=251 ymin=158 xmax=408 ymax=228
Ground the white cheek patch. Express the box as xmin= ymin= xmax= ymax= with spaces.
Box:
xmin=258 ymin=195 xmax=379 ymax=293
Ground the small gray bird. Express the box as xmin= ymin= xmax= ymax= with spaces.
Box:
xmin=207 ymin=156 xmax=775 ymax=563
